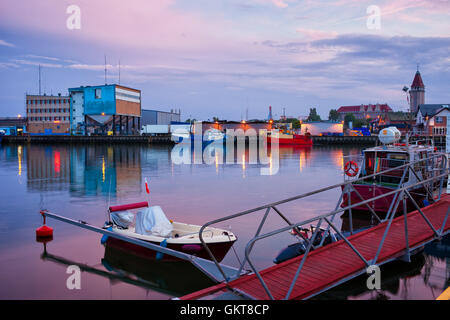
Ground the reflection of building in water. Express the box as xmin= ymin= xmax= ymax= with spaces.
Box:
xmin=424 ymin=235 xmax=450 ymax=290
xmin=141 ymin=145 xmax=171 ymax=172
xmin=114 ymin=146 xmax=142 ymax=197
xmin=25 ymin=145 xmax=142 ymax=197
xmin=69 ymin=145 xmax=142 ymax=198
xmin=26 ymin=145 xmax=71 ymax=192
xmin=69 ymin=145 xmax=117 ymax=197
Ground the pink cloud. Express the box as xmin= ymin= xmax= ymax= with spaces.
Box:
xmin=0 ymin=0 xmax=225 ymax=51
xmin=296 ymin=28 xmax=338 ymax=41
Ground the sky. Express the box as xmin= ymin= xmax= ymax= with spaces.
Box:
xmin=0 ymin=0 xmax=449 ymax=120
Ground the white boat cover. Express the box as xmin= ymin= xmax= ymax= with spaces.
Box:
xmin=135 ymin=206 xmax=173 ymax=237
xmin=110 ymin=210 xmax=134 ymax=229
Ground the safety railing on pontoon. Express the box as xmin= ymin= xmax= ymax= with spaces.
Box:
xmin=198 ymin=152 xmax=449 ymax=298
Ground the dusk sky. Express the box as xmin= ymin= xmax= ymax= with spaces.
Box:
xmin=0 ymin=0 xmax=449 ymax=120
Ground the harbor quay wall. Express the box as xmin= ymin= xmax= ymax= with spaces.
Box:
xmin=1 ymin=134 xmax=446 ymax=147
xmin=1 ymin=135 xmax=174 ymax=144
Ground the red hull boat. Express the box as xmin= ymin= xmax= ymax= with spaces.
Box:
xmin=341 ymin=127 xmax=445 ymax=215
xmin=268 ymin=132 xmax=312 ymax=146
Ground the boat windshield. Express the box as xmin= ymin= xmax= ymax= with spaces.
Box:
xmin=359 ymin=151 xmax=409 ymax=186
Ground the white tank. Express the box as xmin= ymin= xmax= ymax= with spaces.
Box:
xmin=379 ymin=127 xmax=401 ymax=144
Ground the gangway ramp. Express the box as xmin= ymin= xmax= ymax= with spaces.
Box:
xmin=180 ymin=154 xmax=450 ymax=300
xmin=181 ymin=194 xmax=450 ymax=300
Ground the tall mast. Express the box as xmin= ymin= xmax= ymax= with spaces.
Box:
xmin=38 ymin=64 xmax=41 ymax=95
xmin=104 ymin=55 xmax=107 ymax=85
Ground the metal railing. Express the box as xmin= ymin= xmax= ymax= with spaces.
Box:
xmin=198 ymin=152 xmax=449 ymax=299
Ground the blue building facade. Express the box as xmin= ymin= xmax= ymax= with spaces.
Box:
xmin=68 ymin=84 xmax=141 ymax=135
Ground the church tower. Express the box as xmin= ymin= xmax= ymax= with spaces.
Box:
xmin=409 ymin=67 xmax=425 ymax=113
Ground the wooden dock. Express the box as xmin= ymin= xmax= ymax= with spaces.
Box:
xmin=180 ymin=194 xmax=450 ymax=300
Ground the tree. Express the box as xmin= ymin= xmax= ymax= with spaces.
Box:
xmin=307 ymin=108 xmax=321 ymax=121
xmin=344 ymin=113 xmax=356 ymax=126
xmin=354 ymin=118 xmax=369 ymax=128
xmin=286 ymin=118 xmax=300 ymax=129
xmin=328 ymin=109 xmax=339 ymax=121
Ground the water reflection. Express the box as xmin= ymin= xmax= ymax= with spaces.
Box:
xmin=17 ymin=144 xmax=321 ymax=198
xmin=24 ymin=144 xmax=143 ymax=198
xmin=38 ymin=240 xmax=215 ymax=297
xmin=0 ymin=143 xmax=448 ymax=299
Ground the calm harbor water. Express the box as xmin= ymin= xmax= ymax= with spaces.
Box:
xmin=0 ymin=143 xmax=448 ymax=300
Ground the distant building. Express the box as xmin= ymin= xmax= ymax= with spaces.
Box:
xmin=337 ymin=104 xmax=392 ymax=120
xmin=202 ymin=120 xmax=271 ymax=133
xmin=26 ymin=94 xmax=70 ymax=134
xmin=68 ymin=84 xmax=141 ymax=135
xmin=141 ymin=109 xmax=181 ymax=126
xmin=415 ymin=104 xmax=450 ymax=136
xmin=409 ymin=69 xmax=425 ymax=114
xmin=376 ymin=112 xmax=415 ymax=134
xmin=0 ymin=117 xmax=27 ymax=135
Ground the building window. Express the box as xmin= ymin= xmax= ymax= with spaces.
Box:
xmin=436 ymin=116 xmax=444 ymax=123
xmin=95 ymin=88 xmax=102 ymax=99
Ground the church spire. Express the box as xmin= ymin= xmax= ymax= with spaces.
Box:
xmin=411 ymin=68 xmax=424 ymax=89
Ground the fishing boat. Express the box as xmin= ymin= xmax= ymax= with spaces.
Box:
xmin=172 ymin=128 xmax=225 ymax=145
xmin=103 ymin=201 xmax=237 ymax=262
xmin=267 ymin=129 xmax=313 ymax=146
xmin=341 ymin=127 xmax=446 ymax=215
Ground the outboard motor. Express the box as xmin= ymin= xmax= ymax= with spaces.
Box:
xmin=273 ymin=227 xmax=336 ymax=264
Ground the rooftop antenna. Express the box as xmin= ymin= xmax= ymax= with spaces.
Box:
xmin=118 ymin=59 xmax=121 ymax=85
xmin=104 ymin=55 xmax=107 ymax=85
xmin=38 ymin=64 xmax=41 ymax=95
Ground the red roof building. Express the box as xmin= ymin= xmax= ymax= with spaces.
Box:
xmin=337 ymin=103 xmax=392 ymax=120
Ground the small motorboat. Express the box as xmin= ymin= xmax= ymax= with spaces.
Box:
xmin=102 ymin=201 xmax=237 ymax=262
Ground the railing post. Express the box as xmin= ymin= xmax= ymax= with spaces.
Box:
xmin=347 ymin=187 xmax=353 ymax=235
xmin=236 ymin=207 xmax=272 ymax=278
xmin=404 ymin=189 xmax=441 ymax=237
xmin=439 ymin=205 xmax=450 ymax=237
xmin=372 ymin=190 xmax=403 ymax=265
xmin=402 ymin=192 xmax=411 ymax=262
xmin=284 ymin=218 xmax=323 ymax=300
xmin=324 ymin=217 xmax=370 ymax=267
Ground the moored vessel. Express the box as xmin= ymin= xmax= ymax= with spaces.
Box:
xmin=341 ymin=127 xmax=446 ymax=215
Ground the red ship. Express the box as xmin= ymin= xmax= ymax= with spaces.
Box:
xmin=267 ymin=130 xmax=313 ymax=146
xmin=341 ymin=127 xmax=446 ymax=215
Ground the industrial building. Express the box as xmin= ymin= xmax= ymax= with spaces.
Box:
xmin=26 ymin=94 xmax=70 ymax=134
xmin=141 ymin=109 xmax=181 ymax=126
xmin=0 ymin=117 xmax=27 ymax=135
xmin=68 ymin=84 xmax=142 ymax=135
